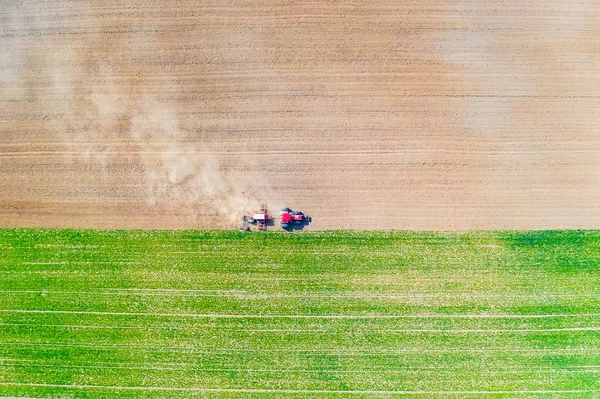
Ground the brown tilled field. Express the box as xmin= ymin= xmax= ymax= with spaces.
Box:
xmin=1 ymin=0 xmax=599 ymax=230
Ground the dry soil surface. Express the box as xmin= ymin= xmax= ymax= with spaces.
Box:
xmin=1 ymin=0 xmax=600 ymax=230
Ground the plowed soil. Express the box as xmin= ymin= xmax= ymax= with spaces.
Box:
xmin=1 ymin=1 xmax=599 ymax=230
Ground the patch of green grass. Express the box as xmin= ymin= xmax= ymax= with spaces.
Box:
xmin=0 ymin=229 xmax=599 ymax=398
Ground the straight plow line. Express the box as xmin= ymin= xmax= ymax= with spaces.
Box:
xmin=1 ymin=309 xmax=599 ymax=319
xmin=6 ymin=134 xmax=559 ymax=147
xmin=1 ymin=383 xmax=599 ymax=395
xmin=0 ymin=150 xmax=425 ymax=156
xmin=2 ymin=324 xmax=600 ymax=333
xmin=2 ymin=149 xmax=591 ymax=159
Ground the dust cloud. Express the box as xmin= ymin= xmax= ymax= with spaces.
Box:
xmin=128 ymin=101 xmax=263 ymax=224
xmin=1 ymin=2 xmax=272 ymax=227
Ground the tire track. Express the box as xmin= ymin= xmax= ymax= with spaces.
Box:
xmin=0 ymin=382 xmax=598 ymax=395
xmin=1 ymin=309 xmax=598 ymax=319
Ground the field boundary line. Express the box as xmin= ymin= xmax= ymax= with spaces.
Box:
xmin=0 ymin=383 xmax=599 ymax=395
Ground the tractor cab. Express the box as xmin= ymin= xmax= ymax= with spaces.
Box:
xmin=281 ymin=212 xmax=292 ymax=225
xmin=290 ymin=211 xmax=305 ymax=223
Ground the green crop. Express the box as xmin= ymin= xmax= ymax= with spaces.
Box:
xmin=0 ymin=229 xmax=599 ymax=398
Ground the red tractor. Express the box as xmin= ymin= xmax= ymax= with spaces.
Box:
xmin=280 ymin=207 xmax=308 ymax=228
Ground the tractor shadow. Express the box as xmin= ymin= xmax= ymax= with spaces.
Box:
xmin=281 ymin=216 xmax=312 ymax=232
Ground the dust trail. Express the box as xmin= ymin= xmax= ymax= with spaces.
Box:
xmin=2 ymin=1 xmax=276 ymax=227
xmin=129 ymin=99 xmax=263 ymax=224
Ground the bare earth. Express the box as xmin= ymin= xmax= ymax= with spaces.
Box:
xmin=1 ymin=1 xmax=599 ymax=230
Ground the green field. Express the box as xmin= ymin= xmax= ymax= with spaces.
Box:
xmin=0 ymin=229 xmax=599 ymax=398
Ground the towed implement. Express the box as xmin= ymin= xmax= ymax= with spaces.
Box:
xmin=240 ymin=204 xmax=272 ymax=231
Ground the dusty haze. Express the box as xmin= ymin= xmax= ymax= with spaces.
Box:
xmin=1 ymin=0 xmax=599 ymax=230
